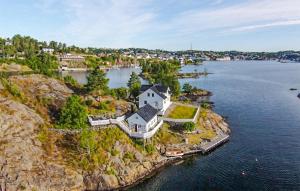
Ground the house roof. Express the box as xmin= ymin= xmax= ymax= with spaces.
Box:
xmin=140 ymin=84 xmax=169 ymax=99
xmin=136 ymin=104 xmax=159 ymax=122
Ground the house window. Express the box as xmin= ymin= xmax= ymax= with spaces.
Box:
xmin=152 ymin=93 xmax=154 ymax=97
xmin=147 ymin=93 xmax=150 ymax=97
xmin=144 ymin=101 xmax=147 ymax=104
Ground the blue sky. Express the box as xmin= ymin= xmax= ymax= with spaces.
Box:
xmin=1 ymin=0 xmax=300 ymax=51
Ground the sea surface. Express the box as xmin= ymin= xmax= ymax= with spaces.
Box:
xmin=66 ymin=61 xmax=300 ymax=191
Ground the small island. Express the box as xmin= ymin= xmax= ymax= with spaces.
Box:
xmin=0 ymin=35 xmax=229 ymax=191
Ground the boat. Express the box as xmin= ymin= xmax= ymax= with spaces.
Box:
xmin=298 ymin=93 xmax=300 ymax=99
xmin=165 ymin=149 xmax=184 ymax=157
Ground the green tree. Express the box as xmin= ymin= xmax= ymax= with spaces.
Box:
xmin=127 ymin=72 xmax=141 ymax=100
xmin=57 ymin=95 xmax=88 ymax=129
xmin=111 ymin=87 xmax=128 ymax=100
xmin=183 ymin=122 xmax=195 ymax=132
xmin=130 ymin=83 xmax=141 ymax=101
xmin=85 ymin=68 xmax=109 ymax=93
xmin=127 ymin=72 xmax=141 ymax=88
xmin=183 ymin=83 xmax=193 ymax=94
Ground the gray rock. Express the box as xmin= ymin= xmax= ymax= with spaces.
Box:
xmin=134 ymin=152 xmax=144 ymax=163
xmin=0 ymin=96 xmax=84 ymax=191
xmin=100 ymin=174 xmax=119 ymax=188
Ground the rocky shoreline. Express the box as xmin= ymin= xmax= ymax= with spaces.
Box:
xmin=0 ymin=74 xmax=230 ymax=191
xmin=103 ymin=111 xmax=231 ymax=190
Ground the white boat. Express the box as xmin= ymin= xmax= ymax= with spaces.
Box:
xmin=165 ymin=149 xmax=184 ymax=157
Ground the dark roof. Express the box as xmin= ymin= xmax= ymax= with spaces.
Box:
xmin=140 ymin=85 xmax=153 ymax=92
xmin=140 ymin=84 xmax=169 ymax=99
xmin=136 ymin=104 xmax=159 ymax=122
xmin=155 ymin=85 xmax=168 ymax=93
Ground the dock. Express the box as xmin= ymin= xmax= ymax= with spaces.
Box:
xmin=199 ymin=132 xmax=229 ymax=154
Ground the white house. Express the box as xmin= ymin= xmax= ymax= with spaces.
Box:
xmin=89 ymin=84 xmax=171 ymax=139
xmin=138 ymin=84 xmax=172 ymax=115
xmin=127 ymin=104 xmax=161 ymax=134
xmin=42 ymin=48 xmax=54 ymax=54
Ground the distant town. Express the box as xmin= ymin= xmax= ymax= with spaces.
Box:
xmin=1 ymin=35 xmax=300 ymax=70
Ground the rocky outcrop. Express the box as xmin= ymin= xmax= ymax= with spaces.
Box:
xmin=200 ymin=110 xmax=230 ymax=134
xmin=84 ymin=140 xmax=165 ymax=190
xmin=0 ymin=96 xmax=84 ymax=191
xmin=9 ymin=74 xmax=73 ymax=110
xmin=0 ymin=63 xmax=32 ymax=72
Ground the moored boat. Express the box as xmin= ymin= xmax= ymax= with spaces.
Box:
xmin=165 ymin=149 xmax=184 ymax=157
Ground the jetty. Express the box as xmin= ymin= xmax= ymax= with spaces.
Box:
xmin=199 ymin=132 xmax=229 ymax=154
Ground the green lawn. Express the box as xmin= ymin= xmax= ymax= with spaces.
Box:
xmin=167 ymin=105 xmax=197 ymax=119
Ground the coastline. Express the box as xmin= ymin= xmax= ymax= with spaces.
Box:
xmin=99 ymin=111 xmax=231 ymax=190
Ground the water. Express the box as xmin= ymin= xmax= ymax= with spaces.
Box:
xmin=61 ymin=67 xmax=144 ymax=88
xmin=68 ymin=61 xmax=300 ymax=190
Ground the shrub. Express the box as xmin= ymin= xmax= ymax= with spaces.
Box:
xmin=98 ymin=102 xmax=109 ymax=110
xmin=106 ymin=166 xmax=117 ymax=175
xmin=64 ymin=75 xmax=78 ymax=87
xmin=85 ymin=99 xmax=93 ymax=106
xmin=1 ymin=78 xmax=24 ymax=99
xmin=57 ymin=95 xmax=88 ymax=129
xmin=201 ymin=102 xmax=210 ymax=109
xmin=111 ymin=149 xmax=120 ymax=156
xmin=183 ymin=122 xmax=195 ymax=132
xmin=182 ymin=83 xmax=193 ymax=94
xmin=145 ymin=144 xmax=155 ymax=154
xmin=123 ymin=152 xmax=135 ymax=160
xmin=110 ymin=87 xmax=128 ymax=100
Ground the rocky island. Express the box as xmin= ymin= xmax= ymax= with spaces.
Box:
xmin=0 ymin=35 xmax=231 ymax=191
xmin=0 ymin=73 xmax=229 ymax=190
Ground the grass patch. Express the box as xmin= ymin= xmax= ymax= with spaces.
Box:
xmin=56 ymin=126 xmax=147 ymax=171
xmin=167 ymin=105 xmax=197 ymax=119
xmin=154 ymin=123 xmax=183 ymax=145
xmin=123 ymin=152 xmax=135 ymax=160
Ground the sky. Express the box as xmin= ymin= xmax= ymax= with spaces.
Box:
xmin=0 ymin=0 xmax=300 ymax=51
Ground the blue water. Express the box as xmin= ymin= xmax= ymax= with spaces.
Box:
xmin=68 ymin=61 xmax=300 ymax=190
xmin=130 ymin=61 xmax=300 ymax=191
xmin=61 ymin=67 xmax=143 ymax=88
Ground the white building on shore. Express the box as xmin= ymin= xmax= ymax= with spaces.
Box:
xmin=138 ymin=84 xmax=172 ymax=115
xmin=89 ymin=84 xmax=172 ymax=139
xmin=126 ymin=104 xmax=162 ymax=135
xmin=216 ymin=56 xmax=231 ymax=61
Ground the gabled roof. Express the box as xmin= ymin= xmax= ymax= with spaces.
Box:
xmin=140 ymin=85 xmax=153 ymax=92
xmin=140 ymin=84 xmax=169 ymax=99
xmin=155 ymin=85 xmax=169 ymax=93
xmin=136 ymin=104 xmax=159 ymax=122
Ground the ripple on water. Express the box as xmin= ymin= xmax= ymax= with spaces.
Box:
xmin=129 ymin=61 xmax=300 ymax=191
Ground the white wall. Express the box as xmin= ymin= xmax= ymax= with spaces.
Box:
xmin=127 ymin=113 xmax=147 ymax=132
xmin=127 ymin=113 xmax=159 ymax=133
xmin=139 ymin=89 xmax=164 ymax=110
xmin=145 ymin=115 xmax=158 ymax=131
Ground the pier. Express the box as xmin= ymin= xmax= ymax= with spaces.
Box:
xmin=199 ymin=132 xmax=229 ymax=154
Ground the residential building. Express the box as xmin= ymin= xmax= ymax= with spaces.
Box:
xmin=58 ymin=54 xmax=85 ymax=63
xmin=138 ymin=84 xmax=172 ymax=115
xmin=216 ymin=56 xmax=231 ymax=61
xmin=127 ymin=104 xmax=161 ymax=134
xmin=42 ymin=48 xmax=54 ymax=54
